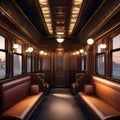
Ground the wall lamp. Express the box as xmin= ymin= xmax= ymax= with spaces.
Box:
xmin=26 ymin=47 xmax=33 ymax=52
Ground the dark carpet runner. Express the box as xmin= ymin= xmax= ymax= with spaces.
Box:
xmin=29 ymin=88 xmax=95 ymax=120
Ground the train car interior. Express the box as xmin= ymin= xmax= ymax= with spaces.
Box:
xmin=0 ymin=0 xmax=120 ymax=120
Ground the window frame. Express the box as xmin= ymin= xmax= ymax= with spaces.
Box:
xmin=13 ymin=43 xmax=23 ymax=76
xmin=26 ymin=53 xmax=32 ymax=73
xmin=0 ymin=35 xmax=8 ymax=79
xmin=110 ymin=33 xmax=120 ymax=79
xmin=96 ymin=52 xmax=106 ymax=76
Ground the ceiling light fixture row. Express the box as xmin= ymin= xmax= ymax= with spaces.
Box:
xmin=39 ymin=0 xmax=53 ymax=34
xmin=73 ymin=38 xmax=94 ymax=55
xmin=68 ymin=0 xmax=83 ymax=34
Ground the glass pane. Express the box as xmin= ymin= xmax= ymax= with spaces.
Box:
xmin=57 ymin=56 xmax=63 ymax=68
xmin=0 ymin=51 xmax=6 ymax=78
xmin=0 ymin=35 xmax=5 ymax=49
xmin=113 ymin=34 xmax=120 ymax=49
xmin=13 ymin=54 xmax=22 ymax=76
xmin=27 ymin=57 xmax=31 ymax=73
xmin=14 ymin=44 xmax=22 ymax=54
xmin=96 ymin=54 xmax=105 ymax=75
xmin=97 ymin=44 xmax=105 ymax=53
xmin=81 ymin=57 xmax=84 ymax=71
xmin=112 ymin=51 xmax=120 ymax=78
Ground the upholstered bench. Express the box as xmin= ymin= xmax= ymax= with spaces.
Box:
xmin=78 ymin=76 xmax=120 ymax=120
xmin=0 ymin=75 xmax=44 ymax=120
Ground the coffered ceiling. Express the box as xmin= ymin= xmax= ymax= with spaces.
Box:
xmin=0 ymin=0 xmax=120 ymax=51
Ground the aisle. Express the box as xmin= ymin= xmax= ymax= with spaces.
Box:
xmin=29 ymin=88 xmax=90 ymax=120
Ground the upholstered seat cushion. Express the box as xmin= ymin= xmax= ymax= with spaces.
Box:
xmin=78 ymin=92 xmax=120 ymax=120
xmin=30 ymin=85 xmax=39 ymax=94
xmin=84 ymin=84 xmax=93 ymax=95
xmin=1 ymin=92 xmax=43 ymax=120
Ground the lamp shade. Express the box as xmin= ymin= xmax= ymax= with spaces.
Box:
xmin=79 ymin=49 xmax=84 ymax=53
xmin=87 ymin=38 xmax=94 ymax=45
xmin=56 ymin=38 xmax=64 ymax=43
xmin=27 ymin=47 xmax=33 ymax=52
xmin=100 ymin=44 xmax=107 ymax=49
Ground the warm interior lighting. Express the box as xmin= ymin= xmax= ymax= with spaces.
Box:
xmin=40 ymin=50 xmax=44 ymax=55
xmin=79 ymin=49 xmax=84 ymax=53
xmin=26 ymin=47 xmax=33 ymax=52
xmin=87 ymin=38 xmax=94 ymax=45
xmin=56 ymin=32 xmax=64 ymax=35
xmin=68 ymin=0 xmax=83 ymax=34
xmin=39 ymin=0 xmax=53 ymax=34
xmin=76 ymin=51 xmax=79 ymax=54
xmin=44 ymin=52 xmax=47 ymax=55
xmin=56 ymin=38 xmax=64 ymax=43
xmin=100 ymin=44 xmax=107 ymax=49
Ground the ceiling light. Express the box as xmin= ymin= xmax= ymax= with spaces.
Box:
xmin=39 ymin=0 xmax=53 ymax=34
xmin=87 ymin=38 xmax=94 ymax=45
xmin=44 ymin=52 xmax=47 ymax=55
xmin=26 ymin=47 xmax=33 ymax=52
xmin=79 ymin=49 xmax=84 ymax=53
xmin=40 ymin=50 xmax=44 ymax=55
xmin=100 ymin=44 xmax=107 ymax=49
xmin=68 ymin=0 xmax=83 ymax=34
xmin=56 ymin=32 xmax=64 ymax=35
xmin=76 ymin=51 xmax=79 ymax=54
xmin=56 ymin=38 xmax=64 ymax=43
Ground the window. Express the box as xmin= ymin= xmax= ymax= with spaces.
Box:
xmin=96 ymin=44 xmax=105 ymax=75
xmin=13 ymin=43 xmax=22 ymax=76
xmin=27 ymin=55 xmax=31 ymax=73
xmin=0 ymin=35 xmax=7 ymax=79
xmin=96 ymin=54 xmax=105 ymax=75
xmin=111 ymin=33 xmax=120 ymax=79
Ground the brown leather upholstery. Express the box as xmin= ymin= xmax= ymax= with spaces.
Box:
xmin=78 ymin=76 xmax=120 ymax=120
xmin=0 ymin=75 xmax=43 ymax=120
xmin=0 ymin=76 xmax=31 ymax=113
xmin=1 ymin=93 xmax=43 ymax=120
xmin=74 ymin=73 xmax=92 ymax=92
xmin=93 ymin=76 xmax=120 ymax=111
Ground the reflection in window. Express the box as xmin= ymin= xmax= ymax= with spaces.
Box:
xmin=98 ymin=44 xmax=105 ymax=53
xmin=13 ymin=54 xmax=22 ymax=76
xmin=0 ymin=35 xmax=5 ymax=49
xmin=13 ymin=43 xmax=22 ymax=76
xmin=96 ymin=54 xmax=105 ymax=75
xmin=27 ymin=57 xmax=31 ymax=73
xmin=111 ymin=33 xmax=120 ymax=79
xmin=13 ymin=44 xmax=22 ymax=54
xmin=111 ymin=51 xmax=120 ymax=78
xmin=0 ymin=35 xmax=6 ymax=79
xmin=0 ymin=51 xmax=6 ymax=78
xmin=113 ymin=34 xmax=120 ymax=49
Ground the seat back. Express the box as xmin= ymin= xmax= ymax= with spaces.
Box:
xmin=0 ymin=76 xmax=31 ymax=113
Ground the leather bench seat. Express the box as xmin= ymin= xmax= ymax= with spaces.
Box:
xmin=78 ymin=92 xmax=120 ymax=120
xmin=0 ymin=75 xmax=44 ymax=120
xmin=77 ymin=76 xmax=120 ymax=120
xmin=1 ymin=93 xmax=43 ymax=120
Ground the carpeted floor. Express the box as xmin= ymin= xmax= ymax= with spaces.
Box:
xmin=29 ymin=88 xmax=96 ymax=120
